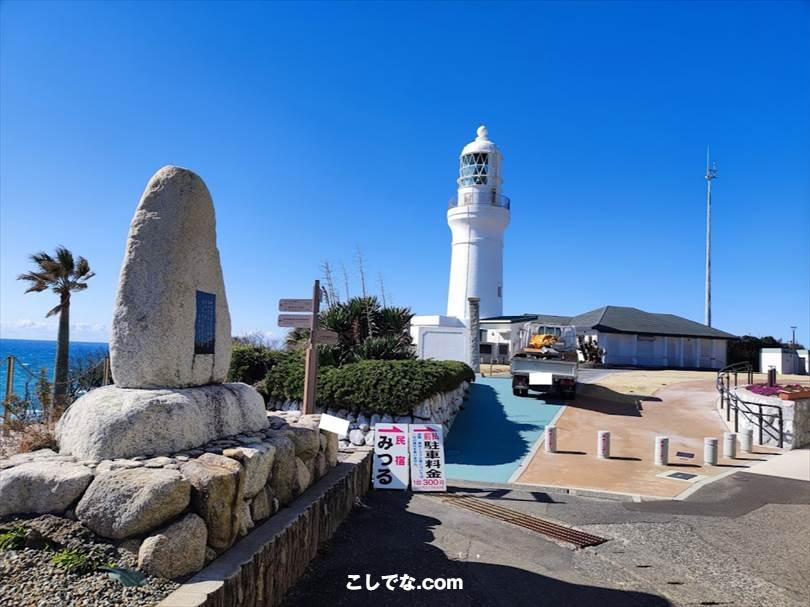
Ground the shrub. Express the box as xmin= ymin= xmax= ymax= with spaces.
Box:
xmin=0 ymin=526 xmax=27 ymax=551
xmin=228 ymin=344 xmax=286 ymax=385
xmin=51 ymin=548 xmax=98 ymax=574
xmin=18 ymin=424 xmax=57 ymax=453
xmin=260 ymin=351 xmax=306 ymax=402
xmin=262 ymin=358 xmax=474 ymax=416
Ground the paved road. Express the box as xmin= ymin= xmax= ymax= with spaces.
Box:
xmin=577 ymin=367 xmax=635 ymax=384
xmin=444 ymin=377 xmax=562 ymax=483
xmin=282 ymin=471 xmax=810 ymax=607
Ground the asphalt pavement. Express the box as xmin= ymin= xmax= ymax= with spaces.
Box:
xmin=281 ymin=470 xmax=810 ymax=607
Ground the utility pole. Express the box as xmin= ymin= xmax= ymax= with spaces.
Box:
xmin=790 ymin=326 xmax=797 ymax=349
xmin=704 ymin=146 xmax=718 ymax=327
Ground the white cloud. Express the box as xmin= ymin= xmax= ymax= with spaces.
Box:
xmin=15 ymin=319 xmax=50 ymax=330
xmin=1 ymin=319 xmax=108 ymax=343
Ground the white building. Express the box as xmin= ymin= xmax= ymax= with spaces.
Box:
xmin=571 ymin=306 xmax=733 ymax=369
xmin=411 ymin=126 xmax=510 ymax=364
xmin=477 ymin=307 xmax=735 ymax=370
xmin=760 ymin=348 xmax=808 ymax=375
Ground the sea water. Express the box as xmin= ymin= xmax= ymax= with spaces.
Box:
xmin=0 ymin=338 xmax=108 ymax=413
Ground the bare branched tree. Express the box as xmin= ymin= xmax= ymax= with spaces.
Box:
xmin=377 ymin=273 xmax=388 ymax=307
xmin=320 ymin=260 xmax=339 ymax=307
xmin=355 ymin=247 xmax=367 ymax=298
xmin=233 ymin=332 xmax=282 ymax=350
xmin=340 ymin=263 xmax=351 ymax=301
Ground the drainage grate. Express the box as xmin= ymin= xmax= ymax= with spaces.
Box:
xmin=438 ymin=494 xmax=607 ymax=549
xmin=667 ymin=472 xmax=698 ymax=481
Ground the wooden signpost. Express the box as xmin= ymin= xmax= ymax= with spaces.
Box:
xmin=278 ymin=281 xmax=324 ymax=414
xmin=279 ymin=299 xmax=314 ymax=313
xmin=278 ymin=314 xmax=314 ymax=328
xmin=315 ymin=329 xmax=339 ymax=345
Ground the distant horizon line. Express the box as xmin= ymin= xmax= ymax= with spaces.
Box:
xmin=0 ymin=336 xmax=109 ymax=345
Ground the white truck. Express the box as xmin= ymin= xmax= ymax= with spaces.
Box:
xmin=510 ymin=324 xmax=578 ymax=399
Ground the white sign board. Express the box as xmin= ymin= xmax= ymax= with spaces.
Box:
xmin=529 ymin=371 xmax=554 ymax=385
xmin=409 ymin=424 xmax=446 ymax=492
xmin=278 ymin=314 xmax=312 ymax=328
xmin=318 ymin=414 xmax=350 ymax=436
xmin=279 ymin=298 xmax=313 ymax=313
xmin=372 ymin=424 xmax=409 ymax=490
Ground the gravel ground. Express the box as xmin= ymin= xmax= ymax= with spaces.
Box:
xmin=0 ymin=517 xmax=179 ymax=607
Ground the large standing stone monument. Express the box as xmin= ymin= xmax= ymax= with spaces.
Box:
xmin=57 ymin=166 xmax=268 ymax=460
xmin=111 ymin=166 xmax=232 ymax=387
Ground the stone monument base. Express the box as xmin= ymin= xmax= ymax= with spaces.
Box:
xmin=57 ymin=383 xmax=269 ymax=460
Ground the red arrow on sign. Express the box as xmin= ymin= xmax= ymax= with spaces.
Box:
xmin=377 ymin=426 xmax=405 ymax=433
xmin=411 ymin=427 xmax=436 ymax=433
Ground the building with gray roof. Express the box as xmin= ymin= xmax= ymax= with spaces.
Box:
xmin=479 ymin=305 xmax=736 ymax=369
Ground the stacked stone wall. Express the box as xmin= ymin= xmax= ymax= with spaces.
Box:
xmin=0 ymin=413 xmax=335 ymax=579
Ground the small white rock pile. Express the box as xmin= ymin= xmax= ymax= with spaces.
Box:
xmin=268 ymin=381 xmax=470 ymax=448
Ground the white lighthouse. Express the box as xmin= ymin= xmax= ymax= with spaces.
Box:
xmin=409 ymin=125 xmax=510 ymax=365
xmin=446 ymin=125 xmax=511 ymax=320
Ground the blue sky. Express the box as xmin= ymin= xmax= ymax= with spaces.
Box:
xmin=1 ymin=1 xmax=808 ymax=346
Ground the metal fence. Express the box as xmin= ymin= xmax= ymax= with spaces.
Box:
xmin=716 ymin=361 xmax=784 ymax=448
xmin=2 ymin=354 xmax=111 ymax=434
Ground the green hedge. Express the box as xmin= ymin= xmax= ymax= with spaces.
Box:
xmin=228 ymin=345 xmax=288 ymax=385
xmin=260 ymin=358 xmax=474 ymax=416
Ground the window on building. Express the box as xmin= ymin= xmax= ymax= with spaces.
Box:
xmin=479 ymin=329 xmax=487 ymax=342
xmin=497 ymin=286 xmax=502 ymax=298
xmin=459 ymin=153 xmax=489 ymax=186
xmin=480 ymin=344 xmax=492 ymax=355
xmin=498 ymin=344 xmax=509 ymax=356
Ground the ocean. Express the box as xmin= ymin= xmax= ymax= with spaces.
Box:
xmin=0 ymin=338 xmax=109 ymax=413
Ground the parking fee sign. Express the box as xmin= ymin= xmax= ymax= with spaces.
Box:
xmin=409 ymin=424 xmax=446 ymax=492
xmin=372 ymin=424 xmax=409 ymax=490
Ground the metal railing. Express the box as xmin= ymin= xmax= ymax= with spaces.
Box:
xmin=716 ymin=361 xmax=784 ymax=448
xmin=716 ymin=361 xmax=753 ymax=413
xmin=448 ymin=193 xmax=511 ymax=210
xmin=2 ymin=353 xmax=111 ymax=434
xmin=728 ymin=390 xmax=784 ymax=448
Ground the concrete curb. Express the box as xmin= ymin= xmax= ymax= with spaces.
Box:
xmin=507 ymin=404 xmax=568 ymax=484
xmin=157 ymin=449 xmax=372 ymax=607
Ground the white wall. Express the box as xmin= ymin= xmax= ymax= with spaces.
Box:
xmin=798 ymin=350 xmax=809 ymax=374
xmin=760 ymin=348 xmax=802 ymax=375
xmin=599 ymin=332 xmax=726 ymax=369
xmin=478 ymin=321 xmax=528 ymax=364
xmin=410 ymin=316 xmax=470 ymax=365
xmin=446 ymin=204 xmax=510 ymax=320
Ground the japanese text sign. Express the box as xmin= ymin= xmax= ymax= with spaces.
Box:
xmin=409 ymin=424 xmax=446 ymax=492
xmin=372 ymin=424 xmax=409 ymax=490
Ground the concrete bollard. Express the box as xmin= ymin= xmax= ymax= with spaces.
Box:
xmin=597 ymin=431 xmax=611 ymax=459
xmin=740 ymin=428 xmax=753 ymax=453
xmin=704 ymin=437 xmax=718 ymax=466
xmin=723 ymin=432 xmax=737 ymax=459
xmin=654 ymin=436 xmax=669 ymax=466
xmin=544 ymin=425 xmax=557 ymax=453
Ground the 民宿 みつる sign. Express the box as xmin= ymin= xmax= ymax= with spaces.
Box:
xmin=409 ymin=424 xmax=446 ymax=492
xmin=372 ymin=424 xmax=409 ymax=490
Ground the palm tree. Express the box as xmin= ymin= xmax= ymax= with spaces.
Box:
xmin=319 ymin=297 xmax=414 ymax=364
xmin=18 ymin=246 xmax=95 ymax=417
